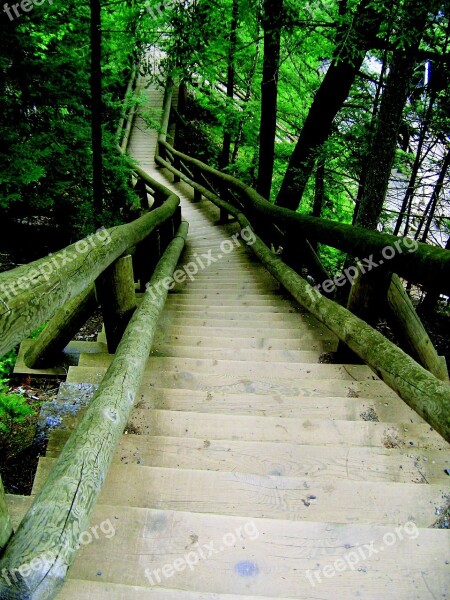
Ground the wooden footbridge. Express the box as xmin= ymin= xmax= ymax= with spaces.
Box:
xmin=0 ymin=63 xmax=449 ymax=599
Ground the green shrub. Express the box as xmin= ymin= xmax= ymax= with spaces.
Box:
xmin=0 ymin=383 xmax=35 ymax=438
xmin=0 ymin=351 xmax=17 ymax=380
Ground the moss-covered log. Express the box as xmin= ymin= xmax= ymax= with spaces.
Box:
xmin=0 ymin=193 xmax=179 ymax=358
xmin=247 ymin=228 xmax=450 ymax=443
xmin=0 ymin=476 xmax=13 ymax=555
xmin=0 ymin=222 xmax=189 ymax=600
xmin=23 ymin=286 xmax=98 ymax=369
xmin=387 ymin=274 xmax=449 ymax=382
xmin=159 ymin=140 xmax=450 ymax=295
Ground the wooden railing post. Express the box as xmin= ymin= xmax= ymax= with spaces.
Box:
xmin=336 ymin=263 xmax=391 ymax=362
xmin=159 ymin=218 xmax=175 ymax=255
xmin=387 ymin=274 xmax=449 ymax=381
xmin=0 ymin=476 xmax=13 ymax=555
xmin=134 ymin=178 xmax=148 ymax=209
xmin=95 ymin=255 xmax=137 ymax=354
xmin=133 ymin=230 xmax=161 ymax=292
xmin=173 ymin=155 xmax=181 ymax=184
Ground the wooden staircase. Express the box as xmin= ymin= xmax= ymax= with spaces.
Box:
xmin=7 ymin=78 xmax=450 ymax=599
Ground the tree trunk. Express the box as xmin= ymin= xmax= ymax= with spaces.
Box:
xmin=275 ymin=0 xmax=383 ymax=210
xmin=353 ymin=49 xmax=388 ymax=224
xmin=219 ymin=0 xmax=239 ymax=170
xmin=256 ymin=0 xmax=283 ymax=199
xmin=232 ymin=42 xmax=260 ymax=164
xmin=394 ymin=86 xmax=437 ymax=235
xmin=419 ymin=148 xmax=450 ymax=243
xmin=91 ymin=0 xmax=103 ymax=217
xmin=355 ymin=0 xmax=439 ymax=230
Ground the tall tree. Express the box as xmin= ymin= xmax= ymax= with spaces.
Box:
xmin=417 ymin=146 xmax=450 ymax=242
xmin=256 ymin=0 xmax=283 ymax=199
xmin=91 ymin=0 xmax=103 ymax=216
xmin=275 ymin=0 xmax=384 ymax=210
xmin=355 ymin=0 xmax=441 ymax=230
xmin=219 ymin=0 xmax=240 ymax=169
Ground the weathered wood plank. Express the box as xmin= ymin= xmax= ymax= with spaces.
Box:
xmin=387 ymin=274 xmax=449 ymax=381
xmin=61 ymin=506 xmax=450 ymax=598
xmin=46 ymin=434 xmax=450 ymax=483
xmin=34 ymin=459 xmax=449 ymax=526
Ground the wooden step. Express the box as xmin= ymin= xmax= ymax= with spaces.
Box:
xmin=77 ymin=356 xmax=374 ymax=382
xmin=45 ymin=434 xmax=450 ymax=484
xmin=152 ymin=345 xmax=322 ymax=362
xmin=67 ymin=365 xmax=400 ymax=398
xmin=158 ymin=317 xmax=325 ymax=331
xmin=161 ymin=309 xmax=307 ymax=321
xmin=128 ymin=387 xmax=424 ymax=422
xmin=50 ymin=383 xmax=419 ymax=422
xmin=44 ymin=397 xmax=449 ymax=449
xmin=131 ymin=334 xmax=333 ymax=352
xmin=34 ymin=459 xmax=449 ymax=526
xmin=156 ymin=325 xmax=332 ymax=340
xmin=59 ymin=580 xmax=295 ymax=600
xmin=158 ymin=303 xmax=304 ymax=313
xmin=57 ymin=506 xmax=449 ymax=598
xmin=166 ymin=292 xmax=292 ymax=301
xmin=5 ymin=494 xmax=31 ymax=530
xmin=171 ymin=282 xmax=282 ymax=291
xmin=159 ymin=309 xmax=334 ymax=330
xmin=165 ymin=298 xmax=300 ymax=308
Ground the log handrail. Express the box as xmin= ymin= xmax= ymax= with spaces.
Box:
xmin=0 ymin=195 xmax=179 ymax=358
xmin=0 ymin=221 xmax=189 ymax=598
xmin=158 ymin=139 xmax=450 ymax=295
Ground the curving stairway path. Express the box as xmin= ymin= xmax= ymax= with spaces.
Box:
xmin=8 ymin=76 xmax=450 ymax=599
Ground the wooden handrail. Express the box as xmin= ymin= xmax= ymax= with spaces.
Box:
xmin=0 ymin=194 xmax=179 ymax=358
xmin=0 ymin=221 xmax=189 ymax=598
xmin=157 ymin=139 xmax=450 ymax=296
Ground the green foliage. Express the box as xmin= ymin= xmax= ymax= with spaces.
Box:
xmin=0 ymin=0 xmax=145 ymax=238
xmin=0 ymin=352 xmax=17 ymax=381
xmin=0 ymin=385 xmax=35 ymax=436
